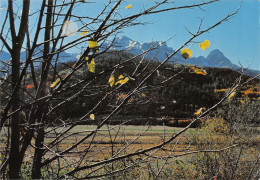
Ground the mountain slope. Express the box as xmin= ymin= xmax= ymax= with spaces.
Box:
xmin=46 ymin=53 xmax=260 ymax=121
xmin=1 ymin=36 xmax=259 ymax=77
xmin=0 ymin=47 xmax=77 ymax=64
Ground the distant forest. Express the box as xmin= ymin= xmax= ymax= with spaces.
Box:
xmin=8 ymin=52 xmax=259 ymax=126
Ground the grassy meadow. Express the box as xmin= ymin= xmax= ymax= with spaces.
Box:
xmin=1 ymin=118 xmax=260 ymax=179
xmin=44 ymin=125 xmax=200 ymax=159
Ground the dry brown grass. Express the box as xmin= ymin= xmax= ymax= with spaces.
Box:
xmin=40 ymin=125 xmax=199 ymax=161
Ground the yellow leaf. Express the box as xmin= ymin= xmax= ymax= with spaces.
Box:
xmin=87 ymin=58 xmax=95 ymax=73
xmin=119 ymin=94 xmax=127 ymax=100
xmin=50 ymin=78 xmax=61 ymax=88
xmin=118 ymin=75 xmax=124 ymax=80
xmin=181 ymin=48 xmax=192 ymax=59
xmin=194 ymin=69 xmax=207 ymax=75
xmin=125 ymin=4 xmax=132 ymax=9
xmin=88 ymin=41 xmax=99 ymax=48
xmin=115 ymin=75 xmax=124 ymax=85
xmin=228 ymin=91 xmax=236 ymax=102
xmin=80 ymin=29 xmax=88 ymax=36
xmin=109 ymin=75 xmax=115 ymax=87
xmin=121 ymin=77 xmax=129 ymax=85
xmin=215 ymin=88 xmax=228 ymax=92
xmin=172 ymin=165 xmax=180 ymax=173
xmin=90 ymin=114 xmax=95 ymax=120
xmin=200 ymin=40 xmax=210 ymax=51
xmin=115 ymin=75 xmax=129 ymax=85
xmin=194 ymin=107 xmax=203 ymax=116
xmin=189 ymin=67 xmax=207 ymax=75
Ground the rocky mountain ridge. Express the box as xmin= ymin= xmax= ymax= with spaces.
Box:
xmin=1 ymin=36 xmax=259 ymax=77
xmin=104 ymin=36 xmax=259 ymax=77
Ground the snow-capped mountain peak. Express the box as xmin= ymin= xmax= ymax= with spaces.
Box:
xmin=101 ymin=36 xmax=260 ymax=76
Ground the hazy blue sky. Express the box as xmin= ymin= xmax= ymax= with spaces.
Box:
xmin=115 ymin=0 xmax=260 ymax=70
xmin=1 ymin=0 xmax=259 ymax=70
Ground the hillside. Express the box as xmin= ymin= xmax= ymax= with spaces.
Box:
xmin=18 ymin=51 xmax=258 ymax=125
xmin=1 ymin=49 xmax=259 ymax=126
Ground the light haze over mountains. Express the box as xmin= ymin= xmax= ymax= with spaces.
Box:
xmin=1 ymin=36 xmax=259 ymax=77
xmin=104 ymin=36 xmax=259 ymax=77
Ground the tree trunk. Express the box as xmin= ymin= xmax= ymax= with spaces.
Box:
xmin=31 ymin=126 xmax=45 ymax=179
xmin=31 ymin=0 xmax=53 ymax=178
xmin=7 ymin=0 xmax=30 ymax=178
xmin=8 ymin=49 xmax=21 ymax=179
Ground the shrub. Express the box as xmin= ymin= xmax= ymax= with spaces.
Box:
xmin=188 ymin=117 xmax=259 ymax=180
